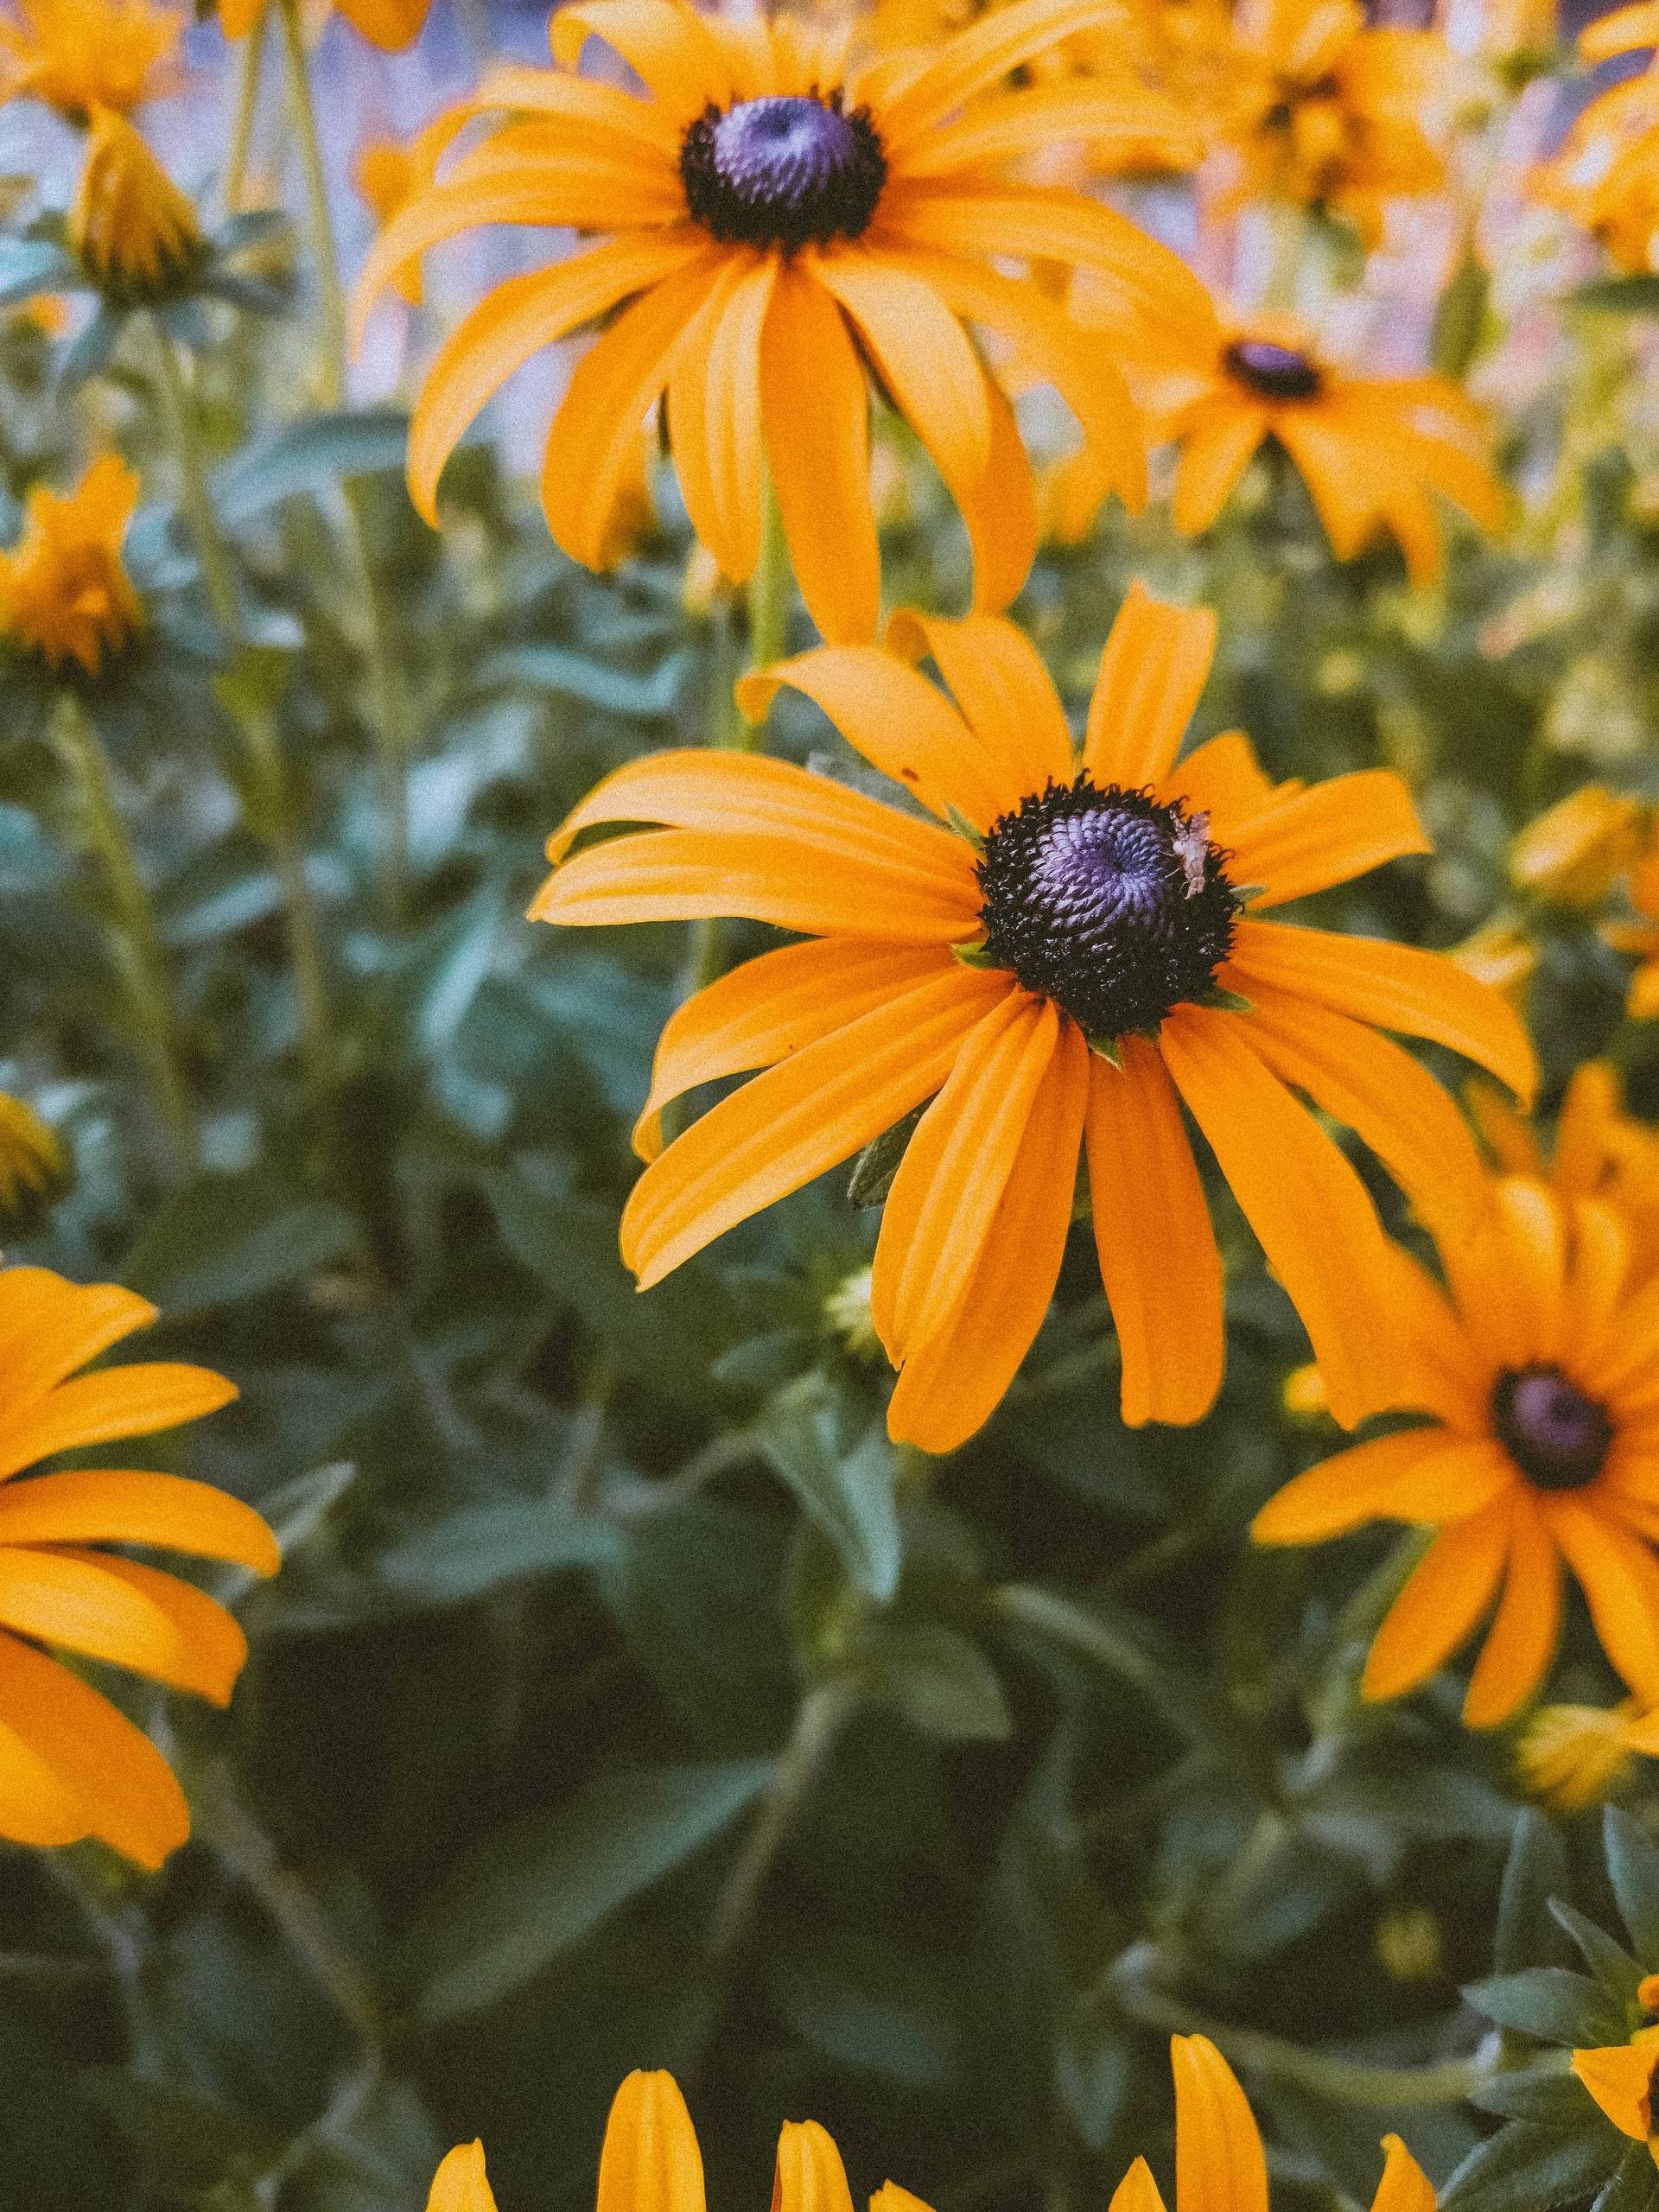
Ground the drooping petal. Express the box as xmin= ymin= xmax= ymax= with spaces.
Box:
xmin=632 ymin=940 xmax=954 ymax=1160
xmin=1172 ymin=401 xmax=1268 ymax=535
xmin=1171 ymin=2034 xmax=1268 ymax=2212
xmin=759 ymin=266 xmax=880 ymax=644
xmin=887 ymin=1023 xmax=1089 ymax=1452
xmin=1463 ymin=1491 xmax=1561 ymax=1727
xmin=1547 ymin=1497 xmax=1659 ymax=1701
xmin=1107 ymin=2160 xmax=1168 ymax=2212
xmin=0 ymin=1701 xmax=92 ymax=1851
xmin=813 ymin=251 xmax=993 ymax=491
xmin=871 ymin=0 xmax=1125 ymax=145
xmin=872 ymin=993 xmax=1059 ymax=1357
xmin=0 ymin=1545 xmax=236 ymax=1699
xmin=666 ymin=255 xmax=776 ymax=582
xmin=428 ymin=2141 xmax=499 ymax=2212
xmin=0 ymin=1268 xmax=155 ymax=1424
xmin=1158 ymin=1010 xmax=1401 ymax=1427
xmin=551 ymin=0 xmax=739 ymax=115
xmin=1252 ymin=1429 xmax=1511 ymax=1544
xmin=1439 ymin=1176 xmax=1565 ymax=1374
xmin=897 ymin=81 xmax=1200 ymax=178
xmin=597 ymin=2072 xmax=704 ymax=2212
xmin=884 ymin=610 xmax=1074 ymax=802
xmin=952 ymin=369 xmax=1040 ymax=619
xmin=0 ymin=1364 xmax=238 ymax=1484
xmin=1224 ymin=919 xmax=1537 ymax=1104
xmin=1224 ymin=775 xmax=1430 ymax=909
xmin=1084 ymin=1038 xmax=1224 ymax=1427
xmin=0 ymin=1469 xmax=279 ymax=1573
xmin=1082 ymin=582 xmax=1217 ymax=792
xmin=620 ymin=966 xmax=1012 ymax=1287
xmin=1360 ymin=1503 xmax=1511 ymax=1702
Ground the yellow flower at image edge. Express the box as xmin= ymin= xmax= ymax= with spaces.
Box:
xmin=0 ymin=1095 xmax=63 ymax=1217
xmin=71 ymin=105 xmax=202 ymax=296
xmin=533 ymin=584 xmax=1534 ymax=1453
xmin=219 ymin=0 xmax=430 ymax=48
xmin=0 ymin=1266 xmax=279 ymax=1867
xmin=0 ymin=454 xmax=143 ymax=677
xmin=1510 ymin=785 xmax=1646 ymax=910
xmin=354 ymin=0 xmax=1213 ymax=643
xmin=0 ymin=0 xmax=180 ymax=122
xmin=1517 ymin=1700 xmax=1658 ymax=1813
xmin=1256 ymin=1174 xmax=1659 ymax=1726
xmin=1604 ymin=842 xmax=1659 ymax=1021
xmin=1110 ymin=2035 xmax=1432 ymax=2212
xmin=1573 ymin=2025 xmax=1659 ymax=2171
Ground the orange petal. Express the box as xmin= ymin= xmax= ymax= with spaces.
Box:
xmin=760 ymin=265 xmax=880 ymax=645
xmin=621 ymin=966 xmax=1011 ymax=1287
xmin=0 ymin=1469 xmax=279 ymax=1574
xmin=887 ymin=1023 xmax=1089 ymax=1452
xmin=667 ymin=255 xmax=776 ymax=582
xmin=885 ymin=610 xmax=1073 ymax=802
xmin=813 ymin=251 xmax=992 ymax=491
xmin=551 ymin=0 xmax=738 ymax=114
xmin=872 ymin=993 xmax=1059 ymax=1357
xmin=1225 ymin=774 xmax=1430 ymax=909
xmin=0 ymin=1627 xmax=188 ymax=1868
xmin=428 ymin=2141 xmax=498 ymax=2212
xmin=1361 ymin=1503 xmax=1511 ymax=1702
xmin=1107 ymin=2159 xmax=1168 ymax=2212
xmin=0 ymin=1701 xmax=94 ymax=1851
xmin=874 ymin=0 xmax=1128 ymax=143
xmin=341 ymin=0 xmax=432 ymax=48
xmin=1082 ymin=582 xmax=1217 ymax=791
xmin=1171 ymin=2034 xmax=1268 ymax=2212
xmin=772 ymin=2120 xmax=853 ymax=2212
xmin=1463 ymin=1491 xmax=1561 ymax=1727
xmin=1173 ymin=401 xmax=1268 ymax=535
xmin=1225 ymin=919 xmax=1537 ymax=1105
xmin=0 ymin=1268 xmax=156 ymax=1424
xmin=1161 ymin=731 xmax=1287 ymax=836
xmin=1084 ymin=1038 xmax=1224 ymax=1427
xmin=1570 ymin=2040 xmax=1658 ymax=2141
xmin=0 ymin=1545 xmax=242 ymax=1700
xmin=954 ymin=371 xmax=1039 ymax=616
xmin=1158 ymin=1009 xmax=1399 ymax=1428
xmin=1253 ymin=1430 xmax=1510 ymax=1545
xmin=1548 ymin=1497 xmax=1659 ymax=1702
xmin=1370 ymin=2136 xmax=1435 ymax=2212
xmin=597 ymin=2072 xmax=704 ymax=2212
xmin=1440 ymin=1176 xmax=1564 ymax=1373
xmin=0 ymin=1363 xmax=238 ymax=1484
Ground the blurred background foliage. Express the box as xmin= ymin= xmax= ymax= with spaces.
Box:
xmin=10 ymin=3 xmax=1659 ymax=2209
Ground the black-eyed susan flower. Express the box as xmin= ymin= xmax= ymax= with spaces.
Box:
xmin=1255 ymin=1173 xmax=1659 ymax=1727
xmin=219 ymin=0 xmax=430 ymax=46
xmin=1603 ymin=841 xmax=1659 ymax=1020
xmin=352 ymin=0 xmax=1211 ymax=643
xmin=0 ymin=1094 xmax=63 ymax=1218
xmin=1054 ymin=289 xmax=1505 ymax=585
xmin=0 ymin=0 xmax=180 ymax=122
xmin=0 ymin=1264 xmax=279 ymax=1866
xmin=1511 ymin=785 xmax=1648 ymax=909
xmin=1573 ymin=2027 xmax=1659 ymax=2170
xmin=0 ymin=454 xmax=143 ymax=677
xmin=1111 ymin=2034 xmax=1433 ymax=2212
xmin=70 ymin=105 xmax=204 ymax=300
xmin=531 ymin=584 xmax=1534 ymax=1452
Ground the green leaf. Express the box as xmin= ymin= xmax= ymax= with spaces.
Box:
xmin=753 ymin=1375 xmax=902 ymax=1602
xmin=847 ymin=1106 xmax=925 ymax=1209
xmin=1462 ymin=1967 xmax=1621 ymax=2049
xmin=1055 ymin=2012 xmax=1132 ymax=2152
xmin=1471 ymin=2060 xmax=1591 ymax=2127
xmin=1591 ymin=2141 xmax=1659 ymax=2212
xmin=378 ymin=1501 xmax=621 ymax=1607
xmin=1549 ymin=1901 xmax=1644 ymax=2014
xmin=1570 ymin=275 xmax=1659 ymax=315
xmin=215 ymin=407 xmax=412 ymax=524
xmin=1497 ymin=1810 xmax=1573 ymax=1975
xmin=121 ymin=1166 xmax=356 ymax=1319
xmin=1433 ymin=251 xmax=1491 ymax=378
xmin=405 ymin=1759 xmax=774 ymax=2023
xmin=79 ymin=2073 xmax=283 ymax=2194
xmin=0 ymin=2010 xmax=134 ymax=2210
xmin=0 ymin=237 xmax=77 ymax=307
xmin=1605 ymin=1808 xmax=1659 ymax=1965
xmin=1442 ymin=2121 xmax=1619 ymax=2212
xmin=474 ymin=643 xmax=690 ymax=719
xmin=856 ymin=1620 xmax=1013 ymax=1743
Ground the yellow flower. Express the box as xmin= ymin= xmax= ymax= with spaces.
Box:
xmin=1604 ymin=841 xmax=1659 ymax=1020
xmin=1054 ymin=291 xmax=1505 ymax=586
xmin=1535 ymin=6 xmax=1659 ymax=273
xmin=1109 ymin=2035 xmax=1433 ymax=2212
xmin=1465 ymin=1062 xmax=1659 ymax=1282
xmin=1573 ymin=2024 xmax=1659 ymax=2169
xmin=1449 ymin=918 xmax=1537 ymax=1007
xmin=1256 ymin=1173 xmax=1659 ymax=1727
xmin=219 ymin=0 xmax=430 ymax=47
xmin=70 ymin=105 xmax=202 ymax=298
xmin=1511 ymin=785 xmax=1647 ymax=908
xmin=353 ymin=0 xmax=1211 ymax=644
xmin=0 ymin=1095 xmax=63 ymax=1217
xmin=0 ymin=0 xmax=181 ymax=122
xmin=0 ymin=454 xmax=144 ymax=677
xmin=353 ymin=109 xmax=469 ymax=307
xmin=0 ymin=1264 xmax=279 ymax=1866
xmin=1518 ymin=1699 xmax=1648 ymax=1812
xmin=533 ymin=586 xmax=1533 ymax=1451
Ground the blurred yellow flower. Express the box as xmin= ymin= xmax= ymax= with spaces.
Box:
xmin=1605 ymin=841 xmax=1659 ymax=1020
xmin=70 ymin=105 xmax=202 ymax=297
xmin=0 ymin=0 xmax=181 ymax=122
xmin=1536 ymin=5 xmax=1659 ymax=272
xmin=0 ymin=1095 xmax=62 ymax=1217
xmin=1450 ymin=917 xmax=1537 ymax=1006
xmin=219 ymin=0 xmax=430 ymax=48
xmin=353 ymin=111 xmax=466 ymax=307
xmin=1511 ymin=785 xmax=1646 ymax=907
xmin=1573 ymin=2024 xmax=1659 ymax=2167
xmin=0 ymin=454 xmax=143 ymax=677
xmin=1518 ymin=1699 xmax=1648 ymax=1812
xmin=0 ymin=1265 xmax=279 ymax=1866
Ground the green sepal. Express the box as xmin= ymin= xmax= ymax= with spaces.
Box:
xmin=1084 ymin=1033 xmax=1123 ymax=1069
xmin=1200 ymin=987 xmax=1253 ymax=1014
xmin=944 ymin=804 xmax=986 ymax=851
xmin=951 ymin=938 xmax=998 ymax=969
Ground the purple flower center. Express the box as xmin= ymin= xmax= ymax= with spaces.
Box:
xmin=1492 ymin=1363 xmax=1613 ymax=1491
xmin=680 ymin=92 xmax=887 ymax=254
xmin=976 ymin=778 xmax=1239 ymax=1042
xmin=1224 ymin=338 xmax=1323 ymax=403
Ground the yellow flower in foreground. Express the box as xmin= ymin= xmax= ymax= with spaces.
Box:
xmin=1055 ymin=289 xmax=1504 ymax=584
xmin=353 ymin=0 xmax=1211 ymax=643
xmin=532 ymin=585 xmax=1533 ymax=1451
xmin=0 ymin=1265 xmax=279 ymax=1866
xmin=1573 ymin=2024 xmax=1659 ymax=2169
xmin=1256 ymin=1173 xmax=1659 ymax=1726
xmin=0 ymin=1094 xmax=63 ymax=1217
xmin=1511 ymin=785 xmax=1647 ymax=908
xmin=0 ymin=454 xmax=143 ymax=677
xmin=1518 ymin=1699 xmax=1653 ymax=1812
xmin=1110 ymin=2035 xmax=1433 ymax=2212
xmin=1604 ymin=842 xmax=1659 ymax=1020
xmin=219 ymin=0 xmax=430 ymax=47
xmin=70 ymin=105 xmax=202 ymax=297
xmin=0 ymin=0 xmax=181 ymax=121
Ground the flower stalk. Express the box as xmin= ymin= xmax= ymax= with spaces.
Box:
xmin=223 ymin=1 xmax=268 ymax=219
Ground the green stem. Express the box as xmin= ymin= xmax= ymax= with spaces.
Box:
xmin=149 ymin=316 xmax=240 ymax=640
xmin=1261 ymin=200 xmax=1306 ymax=318
xmin=707 ymin=1680 xmax=853 ymax=1961
xmin=276 ymin=0 xmax=346 ymax=410
xmin=51 ymin=694 xmax=198 ymax=1173
xmin=742 ymin=480 xmax=789 ymax=728
xmin=223 ymin=3 xmax=269 ymax=219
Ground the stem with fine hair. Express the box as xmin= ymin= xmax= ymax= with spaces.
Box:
xmin=707 ymin=1679 xmax=853 ymax=1961
xmin=50 ymin=693 xmax=198 ymax=1172
xmin=223 ymin=3 xmax=270 ymax=219
xmin=149 ymin=316 xmax=240 ymax=639
xmin=276 ymin=0 xmax=346 ymax=411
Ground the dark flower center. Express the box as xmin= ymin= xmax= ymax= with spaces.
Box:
xmin=1224 ymin=338 xmax=1323 ymax=403
xmin=680 ymin=92 xmax=887 ymax=254
xmin=975 ymin=777 xmax=1239 ymax=1042
xmin=1492 ymin=1363 xmax=1614 ymax=1491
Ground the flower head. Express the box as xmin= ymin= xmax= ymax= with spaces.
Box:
xmin=0 ymin=1264 xmax=279 ymax=1866
xmin=1535 ymin=8 xmax=1659 ymax=273
xmin=1518 ymin=1699 xmax=1650 ymax=1812
xmin=1056 ymin=289 xmax=1505 ymax=584
xmin=532 ymin=585 xmax=1533 ymax=1452
xmin=0 ymin=0 xmax=181 ymax=121
xmin=70 ymin=105 xmax=203 ymax=301
xmin=1512 ymin=785 xmax=1648 ymax=908
xmin=1110 ymin=2035 xmax=1433 ymax=2212
xmin=353 ymin=0 xmax=1211 ymax=642
xmin=0 ymin=1095 xmax=62 ymax=1218
xmin=1255 ymin=1173 xmax=1659 ymax=1726
xmin=220 ymin=0 xmax=430 ymax=48
xmin=0 ymin=454 xmax=144 ymax=677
